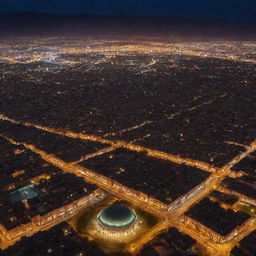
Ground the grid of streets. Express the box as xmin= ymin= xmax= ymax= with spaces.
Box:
xmin=0 ymin=37 xmax=255 ymax=256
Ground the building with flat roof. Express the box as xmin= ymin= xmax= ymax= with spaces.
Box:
xmin=9 ymin=184 xmax=40 ymax=203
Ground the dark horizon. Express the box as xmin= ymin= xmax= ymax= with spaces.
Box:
xmin=0 ymin=0 xmax=256 ymax=22
xmin=1 ymin=12 xmax=256 ymax=40
xmin=1 ymin=11 xmax=256 ymax=24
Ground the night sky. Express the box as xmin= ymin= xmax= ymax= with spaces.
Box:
xmin=0 ymin=0 xmax=256 ymax=21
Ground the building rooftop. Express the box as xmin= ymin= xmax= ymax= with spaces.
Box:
xmin=9 ymin=184 xmax=40 ymax=203
xmin=98 ymin=201 xmax=137 ymax=230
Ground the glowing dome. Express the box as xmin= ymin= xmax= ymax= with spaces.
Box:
xmin=97 ymin=201 xmax=137 ymax=230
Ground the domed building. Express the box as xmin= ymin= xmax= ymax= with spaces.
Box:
xmin=97 ymin=201 xmax=137 ymax=230
xmin=79 ymin=199 xmax=155 ymax=253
